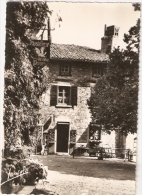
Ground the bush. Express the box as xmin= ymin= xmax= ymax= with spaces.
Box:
xmin=1 ymin=158 xmax=48 ymax=194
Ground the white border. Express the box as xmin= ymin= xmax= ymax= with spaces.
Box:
xmin=0 ymin=1 xmax=141 ymax=195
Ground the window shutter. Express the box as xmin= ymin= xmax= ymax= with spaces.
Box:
xmin=101 ymin=67 xmax=104 ymax=76
xmin=69 ymin=65 xmax=71 ymax=76
xmin=50 ymin=85 xmax=57 ymax=106
xmin=71 ymin=86 xmax=77 ymax=106
xmin=59 ymin=64 xmax=61 ymax=76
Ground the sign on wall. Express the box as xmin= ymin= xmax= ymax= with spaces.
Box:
xmin=30 ymin=40 xmax=50 ymax=47
xmin=33 ymin=57 xmax=49 ymax=66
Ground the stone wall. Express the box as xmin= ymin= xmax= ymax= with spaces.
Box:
xmin=126 ymin=133 xmax=137 ymax=151
xmin=101 ymin=37 xmax=112 ymax=53
xmin=40 ymin=87 xmax=91 ymax=144
xmin=101 ymin=35 xmax=119 ymax=53
xmin=101 ymin=131 xmax=115 ymax=148
xmin=39 ymin=60 xmax=99 ymax=153
xmin=45 ymin=60 xmax=100 ymax=87
xmin=39 ymin=60 xmax=128 ymax=155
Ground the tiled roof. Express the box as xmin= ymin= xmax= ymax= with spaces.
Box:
xmin=50 ymin=43 xmax=109 ymax=63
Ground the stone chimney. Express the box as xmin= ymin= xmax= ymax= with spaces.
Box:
xmin=101 ymin=24 xmax=120 ymax=53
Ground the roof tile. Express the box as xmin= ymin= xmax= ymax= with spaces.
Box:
xmin=50 ymin=43 xmax=109 ymax=62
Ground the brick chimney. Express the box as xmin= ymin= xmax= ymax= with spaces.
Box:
xmin=101 ymin=24 xmax=120 ymax=53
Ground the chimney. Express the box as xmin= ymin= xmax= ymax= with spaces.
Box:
xmin=101 ymin=25 xmax=120 ymax=53
xmin=104 ymin=24 xmax=107 ymax=36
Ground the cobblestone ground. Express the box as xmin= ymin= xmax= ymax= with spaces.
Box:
xmin=36 ymin=170 xmax=135 ymax=195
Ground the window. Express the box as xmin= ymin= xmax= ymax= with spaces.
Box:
xmin=89 ymin=123 xmax=101 ymax=140
xmin=50 ymin=85 xmax=77 ymax=107
xmin=60 ymin=64 xmax=71 ymax=76
xmin=93 ymin=66 xmax=103 ymax=77
xmin=58 ymin=86 xmax=71 ymax=105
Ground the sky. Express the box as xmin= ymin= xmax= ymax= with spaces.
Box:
xmin=44 ymin=2 xmax=140 ymax=50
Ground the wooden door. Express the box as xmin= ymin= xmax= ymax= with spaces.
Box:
xmin=57 ymin=123 xmax=69 ymax=153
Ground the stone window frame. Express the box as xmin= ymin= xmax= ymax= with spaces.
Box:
xmin=60 ymin=64 xmax=71 ymax=76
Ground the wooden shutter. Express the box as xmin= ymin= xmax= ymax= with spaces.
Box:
xmin=71 ymin=86 xmax=77 ymax=106
xmin=59 ymin=64 xmax=61 ymax=76
xmin=50 ymin=85 xmax=57 ymax=106
xmin=101 ymin=67 xmax=104 ymax=76
xmin=69 ymin=65 xmax=71 ymax=76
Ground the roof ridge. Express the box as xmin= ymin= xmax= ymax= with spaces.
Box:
xmin=51 ymin=42 xmax=99 ymax=50
xmin=49 ymin=43 xmax=109 ymax=62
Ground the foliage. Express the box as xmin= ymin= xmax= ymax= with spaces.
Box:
xmin=4 ymin=2 xmax=51 ymax=147
xmin=88 ymin=49 xmax=138 ymax=135
xmin=1 ymin=158 xmax=25 ymax=194
xmin=1 ymin=158 xmax=48 ymax=194
xmin=124 ymin=3 xmax=140 ymax=52
xmin=88 ymin=7 xmax=140 ymax=135
xmin=124 ymin=18 xmax=140 ymax=52
xmin=22 ymin=159 xmax=48 ymax=185
xmin=29 ymin=126 xmax=43 ymax=154
xmin=133 ymin=3 xmax=141 ymax=11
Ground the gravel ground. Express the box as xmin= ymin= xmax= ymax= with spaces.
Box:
xmin=18 ymin=155 xmax=136 ymax=195
xmin=34 ymin=170 xmax=135 ymax=195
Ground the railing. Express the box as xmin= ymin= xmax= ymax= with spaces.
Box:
xmin=111 ymin=148 xmax=134 ymax=160
xmin=72 ymin=146 xmax=134 ymax=161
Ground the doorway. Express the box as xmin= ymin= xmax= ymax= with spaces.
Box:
xmin=57 ymin=123 xmax=69 ymax=153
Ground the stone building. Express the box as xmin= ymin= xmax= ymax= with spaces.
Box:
xmin=35 ymin=24 xmax=136 ymax=157
xmin=39 ymin=43 xmax=108 ymax=155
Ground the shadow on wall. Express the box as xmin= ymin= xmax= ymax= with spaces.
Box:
xmin=76 ymin=125 xmax=89 ymax=144
xmin=69 ymin=125 xmax=89 ymax=156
